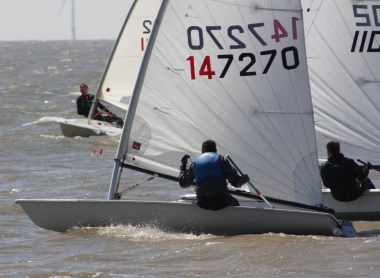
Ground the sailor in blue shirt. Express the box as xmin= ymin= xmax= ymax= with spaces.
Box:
xmin=179 ymin=140 xmax=250 ymax=210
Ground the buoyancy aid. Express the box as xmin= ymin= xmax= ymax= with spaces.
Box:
xmin=194 ymin=152 xmax=225 ymax=184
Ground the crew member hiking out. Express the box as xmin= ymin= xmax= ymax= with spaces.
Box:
xmin=320 ymin=140 xmax=375 ymax=202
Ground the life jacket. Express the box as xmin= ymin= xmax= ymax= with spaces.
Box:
xmin=194 ymin=152 xmax=225 ymax=184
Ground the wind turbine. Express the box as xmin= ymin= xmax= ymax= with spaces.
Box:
xmin=59 ymin=0 xmax=76 ymax=40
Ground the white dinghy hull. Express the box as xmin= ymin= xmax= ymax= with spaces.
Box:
xmin=58 ymin=118 xmax=122 ymax=137
xmin=323 ymin=189 xmax=380 ymax=221
xmin=15 ymin=199 xmax=356 ymax=237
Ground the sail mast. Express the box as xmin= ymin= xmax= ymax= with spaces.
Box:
xmin=87 ymin=0 xmax=139 ymax=124
xmin=107 ymin=0 xmax=169 ymax=200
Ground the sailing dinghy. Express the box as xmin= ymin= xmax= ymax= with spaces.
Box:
xmin=17 ymin=0 xmax=357 ymax=237
xmin=302 ymin=0 xmax=380 ymax=220
xmin=58 ymin=0 xmax=161 ymax=137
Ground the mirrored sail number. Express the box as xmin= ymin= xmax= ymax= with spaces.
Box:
xmin=187 ymin=47 xmax=299 ymax=80
xmin=141 ymin=20 xmax=152 ymax=51
xmin=187 ymin=17 xmax=300 ymax=50
xmin=186 ymin=18 xmax=300 ymax=79
xmin=351 ymin=5 xmax=380 ymax=52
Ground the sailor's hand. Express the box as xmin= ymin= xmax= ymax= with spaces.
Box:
xmin=366 ymin=161 xmax=372 ymax=170
xmin=180 ymin=154 xmax=190 ymax=170
xmin=242 ymin=174 xmax=250 ymax=184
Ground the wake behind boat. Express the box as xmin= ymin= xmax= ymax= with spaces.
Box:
xmin=58 ymin=0 xmax=161 ymax=137
xmin=302 ymin=0 xmax=380 ymax=220
xmin=17 ymin=0 xmax=358 ymax=237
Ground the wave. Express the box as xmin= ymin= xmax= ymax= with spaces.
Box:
xmin=22 ymin=116 xmax=65 ymax=126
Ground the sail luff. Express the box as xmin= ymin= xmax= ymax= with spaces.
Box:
xmin=108 ymin=0 xmax=167 ymax=200
xmin=106 ymin=1 xmax=167 ymax=199
xmin=108 ymin=1 xmax=168 ymax=199
xmin=115 ymin=0 xmax=169 ymax=161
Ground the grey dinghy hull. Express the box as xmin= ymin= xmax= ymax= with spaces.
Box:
xmin=15 ymin=199 xmax=356 ymax=237
xmin=323 ymin=189 xmax=380 ymax=221
xmin=57 ymin=118 xmax=122 ymax=137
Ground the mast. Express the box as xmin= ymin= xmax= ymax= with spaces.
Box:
xmin=107 ymin=0 xmax=169 ymax=200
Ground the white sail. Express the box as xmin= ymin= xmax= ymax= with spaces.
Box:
xmin=302 ymin=0 xmax=380 ymax=162
xmin=97 ymin=0 xmax=162 ymax=111
xmin=117 ymin=0 xmax=322 ymax=206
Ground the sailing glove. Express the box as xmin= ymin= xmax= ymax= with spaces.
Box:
xmin=180 ymin=154 xmax=190 ymax=171
xmin=366 ymin=162 xmax=372 ymax=170
xmin=242 ymin=174 xmax=250 ymax=184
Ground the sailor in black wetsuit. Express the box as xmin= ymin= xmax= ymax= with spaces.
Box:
xmin=76 ymin=83 xmax=124 ymax=127
xmin=320 ymin=140 xmax=374 ymax=202
xmin=179 ymin=140 xmax=250 ymax=210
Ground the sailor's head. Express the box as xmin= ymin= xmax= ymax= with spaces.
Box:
xmin=79 ymin=83 xmax=88 ymax=94
xmin=326 ymin=140 xmax=340 ymax=157
xmin=202 ymin=139 xmax=217 ymax=153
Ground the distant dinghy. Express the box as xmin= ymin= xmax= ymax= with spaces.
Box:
xmin=58 ymin=0 xmax=161 ymax=137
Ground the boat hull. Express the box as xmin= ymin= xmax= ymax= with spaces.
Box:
xmin=58 ymin=118 xmax=122 ymax=137
xmin=322 ymin=189 xmax=380 ymax=221
xmin=15 ymin=199 xmax=356 ymax=237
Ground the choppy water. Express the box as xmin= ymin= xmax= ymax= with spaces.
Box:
xmin=1 ymin=40 xmax=380 ymax=277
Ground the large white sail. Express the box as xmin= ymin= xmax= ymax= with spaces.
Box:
xmin=97 ymin=0 xmax=162 ymax=111
xmin=302 ymin=0 xmax=380 ymax=162
xmin=118 ymin=0 xmax=322 ymax=206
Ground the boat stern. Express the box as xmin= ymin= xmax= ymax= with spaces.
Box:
xmin=334 ymin=220 xmax=358 ymax=237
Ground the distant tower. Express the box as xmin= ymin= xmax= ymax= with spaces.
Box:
xmin=71 ymin=0 xmax=76 ymax=40
xmin=60 ymin=0 xmax=77 ymax=40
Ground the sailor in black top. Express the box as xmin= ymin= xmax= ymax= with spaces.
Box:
xmin=320 ymin=140 xmax=374 ymax=202
xmin=76 ymin=83 xmax=124 ymax=127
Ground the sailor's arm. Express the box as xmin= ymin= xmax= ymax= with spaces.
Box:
xmin=179 ymin=155 xmax=194 ymax=188
xmin=320 ymin=163 xmax=330 ymax=188
xmin=221 ymin=156 xmax=249 ymax=188
xmin=354 ymin=160 xmax=370 ymax=182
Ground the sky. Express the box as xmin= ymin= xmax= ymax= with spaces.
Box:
xmin=0 ymin=0 xmax=134 ymax=41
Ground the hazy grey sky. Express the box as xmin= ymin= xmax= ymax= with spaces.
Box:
xmin=0 ymin=0 xmax=134 ymax=41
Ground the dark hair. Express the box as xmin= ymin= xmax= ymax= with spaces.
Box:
xmin=326 ymin=140 xmax=340 ymax=155
xmin=80 ymin=83 xmax=88 ymax=89
xmin=202 ymin=140 xmax=217 ymax=152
